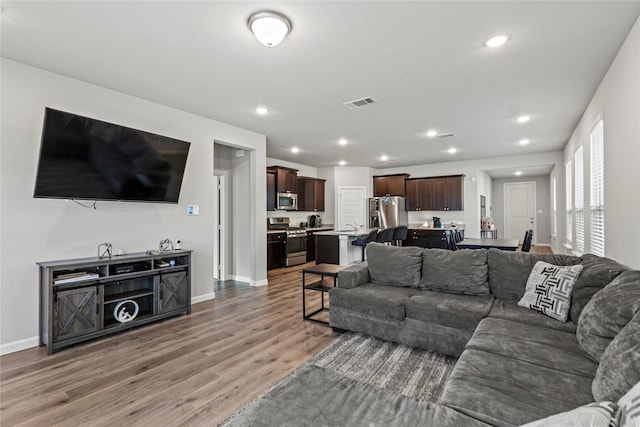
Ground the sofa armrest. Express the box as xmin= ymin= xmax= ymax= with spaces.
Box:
xmin=337 ymin=262 xmax=370 ymax=289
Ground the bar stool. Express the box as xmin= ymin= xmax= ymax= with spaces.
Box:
xmin=351 ymin=229 xmax=378 ymax=261
xmin=375 ymin=228 xmax=396 ymax=245
xmin=392 ymin=225 xmax=408 ymax=246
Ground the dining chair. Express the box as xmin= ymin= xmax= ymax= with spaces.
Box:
xmin=521 ymin=229 xmax=533 ymax=252
xmin=392 ymin=225 xmax=408 ymax=246
xmin=375 ymin=227 xmax=396 ymax=245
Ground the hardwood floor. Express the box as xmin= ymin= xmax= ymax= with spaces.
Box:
xmin=0 ymin=262 xmax=338 ymax=426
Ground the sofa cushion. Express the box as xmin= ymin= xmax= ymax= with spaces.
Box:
xmin=570 ymin=254 xmax=628 ymax=322
xmin=592 ymin=312 xmax=640 ymax=402
xmin=577 ymin=270 xmax=640 ymax=362
xmin=365 ymin=242 xmax=423 ymax=288
xmin=517 ymin=261 xmax=583 ymax=322
xmin=488 ymin=299 xmax=577 ymax=333
xmin=466 ymin=317 xmax=597 ymax=378
xmin=518 ymin=401 xmax=619 ymax=427
xmin=405 ymin=291 xmax=494 ymax=332
xmin=440 ymin=349 xmax=596 ymax=427
xmin=420 ymin=249 xmax=490 ymax=295
xmin=329 ymin=283 xmax=419 ymax=322
xmin=337 ymin=261 xmax=370 ymax=289
xmin=487 ymin=249 xmax=579 ymax=302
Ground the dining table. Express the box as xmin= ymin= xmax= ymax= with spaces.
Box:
xmin=456 ymin=238 xmax=520 ymax=251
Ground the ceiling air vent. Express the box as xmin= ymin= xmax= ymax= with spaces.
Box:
xmin=343 ymin=97 xmax=377 ymax=110
xmin=437 ymin=133 xmax=456 ymax=139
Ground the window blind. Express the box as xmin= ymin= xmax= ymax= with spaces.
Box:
xmin=575 ymin=146 xmax=584 ymax=254
xmin=590 ymin=119 xmax=605 ymax=256
xmin=565 ymin=160 xmax=572 ymax=246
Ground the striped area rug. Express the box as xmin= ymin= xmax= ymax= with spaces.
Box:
xmin=308 ymin=332 xmax=457 ymax=402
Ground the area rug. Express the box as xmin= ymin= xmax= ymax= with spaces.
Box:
xmin=221 ymin=332 xmax=457 ymax=426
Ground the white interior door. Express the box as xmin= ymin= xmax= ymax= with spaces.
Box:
xmin=504 ymin=182 xmax=536 ymax=243
xmin=337 ymin=187 xmax=366 ymax=231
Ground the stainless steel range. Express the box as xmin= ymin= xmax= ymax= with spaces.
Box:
xmin=268 ymin=217 xmax=307 ymax=267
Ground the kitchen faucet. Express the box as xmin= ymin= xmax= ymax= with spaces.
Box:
xmin=346 ymin=223 xmax=359 ymax=232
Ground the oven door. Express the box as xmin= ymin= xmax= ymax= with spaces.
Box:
xmin=287 ymin=234 xmax=307 ymax=254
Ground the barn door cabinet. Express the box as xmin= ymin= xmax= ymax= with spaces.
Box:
xmin=38 ymin=250 xmax=192 ymax=354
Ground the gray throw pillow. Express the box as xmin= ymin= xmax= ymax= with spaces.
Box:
xmin=420 ymin=249 xmax=490 ymax=296
xmin=577 ymin=270 xmax=640 ymax=362
xmin=592 ymin=312 xmax=640 ymax=402
xmin=365 ymin=242 xmax=423 ymax=288
xmin=517 ymin=261 xmax=583 ymax=322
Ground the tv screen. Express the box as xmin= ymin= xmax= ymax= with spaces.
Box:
xmin=34 ymin=108 xmax=190 ymax=203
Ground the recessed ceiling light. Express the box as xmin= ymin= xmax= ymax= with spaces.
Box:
xmin=291 ymin=147 xmax=299 ymax=154
xmin=485 ymin=34 xmax=510 ymax=48
xmin=448 ymin=147 xmax=457 ymax=154
xmin=426 ymin=129 xmax=438 ymax=138
xmin=338 ymin=138 xmax=348 ymax=146
xmin=519 ymin=138 xmax=530 ymax=146
xmin=380 ymin=155 xmax=388 ymax=162
xmin=517 ymin=115 xmax=530 ymax=123
xmin=339 ymin=160 xmax=346 ymax=166
xmin=515 ymin=171 xmax=523 ymax=176
xmin=256 ymin=107 xmax=269 ymax=115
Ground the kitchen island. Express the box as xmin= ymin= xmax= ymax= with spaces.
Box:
xmin=314 ymin=229 xmax=375 ymax=266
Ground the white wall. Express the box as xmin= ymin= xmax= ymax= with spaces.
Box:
xmin=559 ymin=16 xmax=640 ymax=268
xmin=0 ymin=59 xmax=267 ymax=353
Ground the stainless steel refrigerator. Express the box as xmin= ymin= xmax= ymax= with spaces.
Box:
xmin=369 ymin=196 xmax=408 ymax=228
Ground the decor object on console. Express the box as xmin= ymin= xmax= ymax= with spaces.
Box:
xmin=98 ymin=242 xmax=112 ymax=259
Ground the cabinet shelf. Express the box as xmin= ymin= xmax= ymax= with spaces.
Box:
xmin=103 ymin=288 xmax=154 ymax=304
xmin=104 ymin=312 xmax=154 ymax=329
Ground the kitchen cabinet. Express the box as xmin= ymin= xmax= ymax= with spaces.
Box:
xmin=267 ymin=166 xmax=298 ymax=193
xmin=404 ymin=229 xmax=452 ymax=249
xmin=267 ymin=232 xmax=287 ymax=270
xmin=405 ymin=178 xmax=433 ymax=211
xmin=297 ymin=177 xmax=325 ymax=212
xmin=405 ymin=175 xmax=464 ymax=211
xmin=266 ymin=170 xmax=276 ymax=211
xmin=373 ymin=174 xmax=410 ymax=197
xmin=431 ymin=175 xmax=464 ymax=211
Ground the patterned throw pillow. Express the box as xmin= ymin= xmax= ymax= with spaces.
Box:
xmin=517 ymin=261 xmax=584 ymax=322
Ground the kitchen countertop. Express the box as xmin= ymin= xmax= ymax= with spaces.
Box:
xmin=267 ymin=226 xmax=334 ymax=235
xmin=314 ymin=228 xmax=376 ymax=237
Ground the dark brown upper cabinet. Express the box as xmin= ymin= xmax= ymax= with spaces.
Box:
xmin=373 ymin=173 xmax=410 ymax=197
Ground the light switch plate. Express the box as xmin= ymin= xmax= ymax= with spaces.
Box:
xmin=188 ymin=204 xmax=200 ymax=215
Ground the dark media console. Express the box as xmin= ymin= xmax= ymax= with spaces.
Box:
xmin=38 ymin=250 xmax=192 ymax=354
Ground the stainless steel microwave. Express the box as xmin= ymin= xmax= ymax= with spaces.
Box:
xmin=277 ymin=192 xmax=298 ymax=210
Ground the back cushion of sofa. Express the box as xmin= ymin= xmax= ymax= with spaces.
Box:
xmin=570 ymin=254 xmax=628 ymax=322
xmin=576 ymin=270 xmax=640 ymax=362
xmin=487 ymin=249 xmax=579 ymax=302
xmin=592 ymin=311 xmax=640 ymax=402
xmin=420 ymin=249 xmax=490 ymax=295
xmin=365 ymin=242 xmax=423 ymax=288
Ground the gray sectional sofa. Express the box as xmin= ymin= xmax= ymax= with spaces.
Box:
xmin=329 ymin=242 xmax=640 ymax=426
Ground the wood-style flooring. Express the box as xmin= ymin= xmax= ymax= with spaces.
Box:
xmin=1 ymin=245 xmax=552 ymax=426
xmin=0 ymin=262 xmax=337 ymax=426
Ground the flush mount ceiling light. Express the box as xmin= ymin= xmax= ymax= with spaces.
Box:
xmin=426 ymin=129 xmax=438 ymax=138
xmin=485 ymin=34 xmax=510 ymax=48
xmin=248 ymin=11 xmax=292 ymax=47
xmin=517 ymin=115 xmax=531 ymax=123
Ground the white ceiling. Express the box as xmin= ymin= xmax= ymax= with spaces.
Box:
xmin=2 ymin=1 xmax=639 ymax=173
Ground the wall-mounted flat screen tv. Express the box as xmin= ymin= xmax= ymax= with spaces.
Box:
xmin=34 ymin=108 xmax=191 ymax=203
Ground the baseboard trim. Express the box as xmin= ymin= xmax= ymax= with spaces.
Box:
xmin=231 ymin=275 xmax=251 ymax=284
xmin=251 ymin=279 xmax=268 ymax=287
xmin=192 ymin=292 xmax=215 ymax=304
xmin=0 ymin=336 xmax=39 ymax=355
